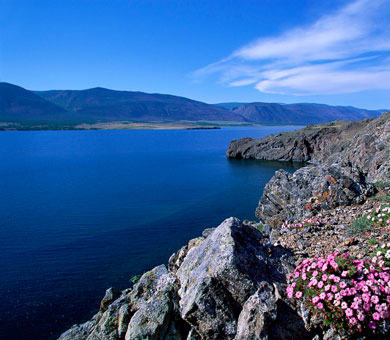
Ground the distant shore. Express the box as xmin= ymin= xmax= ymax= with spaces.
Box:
xmin=0 ymin=120 xmax=305 ymax=131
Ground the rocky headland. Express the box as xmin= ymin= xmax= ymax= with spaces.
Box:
xmin=59 ymin=113 xmax=390 ymax=340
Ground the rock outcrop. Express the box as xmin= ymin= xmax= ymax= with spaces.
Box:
xmin=228 ymin=113 xmax=389 ymax=230
xmin=227 ymin=112 xmax=390 ymax=183
xmin=59 ymin=218 xmax=312 ymax=340
xmin=257 ymin=164 xmax=375 ymax=227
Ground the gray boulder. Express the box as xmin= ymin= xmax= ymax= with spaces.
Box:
xmin=256 ymin=164 xmax=374 ymax=228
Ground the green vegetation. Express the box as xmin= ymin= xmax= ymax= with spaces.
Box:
xmin=374 ymin=181 xmax=390 ymax=189
xmin=257 ymin=223 xmax=264 ymax=232
xmin=130 ymin=274 xmax=142 ymax=284
xmin=348 ymin=216 xmax=372 ymax=235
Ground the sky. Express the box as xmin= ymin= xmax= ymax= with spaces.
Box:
xmin=0 ymin=0 xmax=389 ymax=109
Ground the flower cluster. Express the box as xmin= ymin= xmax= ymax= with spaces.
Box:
xmin=282 ymin=217 xmax=325 ymax=230
xmin=364 ymin=203 xmax=390 ymax=227
xmin=287 ymin=248 xmax=390 ymax=336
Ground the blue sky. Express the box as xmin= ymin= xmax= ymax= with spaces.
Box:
xmin=1 ymin=0 xmax=389 ymax=109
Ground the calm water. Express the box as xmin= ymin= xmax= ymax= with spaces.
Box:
xmin=0 ymin=126 xmax=302 ymax=340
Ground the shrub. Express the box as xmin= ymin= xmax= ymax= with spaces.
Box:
xmin=348 ymin=216 xmax=372 ymax=235
xmin=363 ymin=204 xmax=390 ymax=227
xmin=287 ymin=246 xmax=390 ymax=336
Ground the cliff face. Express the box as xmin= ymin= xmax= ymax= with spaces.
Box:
xmin=227 ymin=112 xmax=390 ymax=183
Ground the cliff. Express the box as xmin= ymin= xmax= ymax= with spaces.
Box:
xmin=226 ymin=112 xmax=390 ymax=183
xmin=59 ymin=113 xmax=390 ymax=340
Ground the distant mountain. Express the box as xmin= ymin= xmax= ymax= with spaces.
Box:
xmin=214 ymin=102 xmax=248 ymax=111
xmin=0 ymin=82 xmax=70 ymax=122
xmin=35 ymin=87 xmax=244 ymax=122
xmin=230 ymin=102 xmax=384 ymax=124
xmin=0 ymin=82 xmax=386 ymax=128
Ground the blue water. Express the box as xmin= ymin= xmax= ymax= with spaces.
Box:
xmin=0 ymin=126 xmax=302 ymax=340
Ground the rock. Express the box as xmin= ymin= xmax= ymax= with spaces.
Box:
xmin=100 ymin=287 xmax=120 ymax=312
xmin=256 ymin=164 xmax=374 ymax=228
xmin=176 ymin=217 xmax=297 ymax=339
xmin=58 ymin=315 xmax=99 ymax=340
xmin=227 ymin=112 xmax=390 ymax=183
xmin=202 ymin=228 xmax=215 ymax=238
xmin=234 ymin=282 xmax=277 ymax=340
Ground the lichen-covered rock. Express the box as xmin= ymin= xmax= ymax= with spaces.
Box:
xmin=100 ymin=287 xmax=120 ymax=312
xmin=176 ymin=217 xmax=299 ymax=339
xmin=256 ymin=164 xmax=374 ymax=228
xmin=234 ymin=282 xmax=277 ymax=340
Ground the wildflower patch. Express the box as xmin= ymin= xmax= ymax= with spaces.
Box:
xmin=287 ymin=247 xmax=390 ymax=336
xmin=364 ymin=203 xmax=390 ymax=227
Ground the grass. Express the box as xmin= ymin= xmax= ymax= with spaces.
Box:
xmin=367 ymin=239 xmax=379 ymax=245
xmin=257 ymin=223 xmax=264 ymax=232
xmin=374 ymin=181 xmax=390 ymax=190
xmin=373 ymin=194 xmax=390 ymax=203
xmin=348 ymin=216 xmax=373 ymax=235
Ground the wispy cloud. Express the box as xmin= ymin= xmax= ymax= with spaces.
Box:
xmin=193 ymin=0 xmax=390 ymax=95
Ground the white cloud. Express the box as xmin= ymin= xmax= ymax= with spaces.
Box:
xmin=194 ymin=0 xmax=390 ymax=95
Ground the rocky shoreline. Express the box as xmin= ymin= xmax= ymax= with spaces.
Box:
xmin=59 ymin=113 xmax=390 ymax=340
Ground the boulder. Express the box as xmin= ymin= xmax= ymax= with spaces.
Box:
xmin=256 ymin=164 xmax=374 ymax=228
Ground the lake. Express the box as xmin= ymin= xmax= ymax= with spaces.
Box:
xmin=0 ymin=126 xmax=302 ymax=340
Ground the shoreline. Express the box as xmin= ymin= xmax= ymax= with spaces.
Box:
xmin=0 ymin=120 xmax=306 ymax=131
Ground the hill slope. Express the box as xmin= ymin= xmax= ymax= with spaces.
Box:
xmin=35 ymin=88 xmax=244 ymax=122
xmin=230 ymin=102 xmax=383 ymax=124
xmin=0 ymin=82 xmax=70 ymax=122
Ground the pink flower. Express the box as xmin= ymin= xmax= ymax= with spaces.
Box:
xmin=339 ymin=281 xmax=347 ymax=289
xmin=318 ymin=281 xmax=324 ymax=289
xmin=331 ymin=285 xmax=338 ymax=293
xmin=322 ymin=274 xmax=328 ymax=281
xmin=312 ymin=296 xmax=320 ymax=304
xmin=371 ymin=295 xmax=379 ymax=304
xmin=341 ymin=270 xmax=349 ymax=277
xmin=312 ymin=270 xmax=319 ymax=277
xmin=349 ymin=317 xmax=357 ymax=326
xmin=341 ymin=302 xmax=348 ymax=309
xmin=333 ymin=276 xmax=340 ymax=283
xmin=319 ymin=292 xmax=326 ymax=300
xmin=373 ymin=312 xmax=381 ymax=320
xmin=345 ymin=308 xmax=353 ymax=317
xmin=369 ymin=321 xmax=377 ymax=329
xmin=317 ymin=302 xmax=324 ymax=309
xmin=295 ymin=291 xmax=303 ymax=298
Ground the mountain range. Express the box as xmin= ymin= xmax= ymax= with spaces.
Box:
xmin=0 ymin=82 xmax=386 ymax=128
